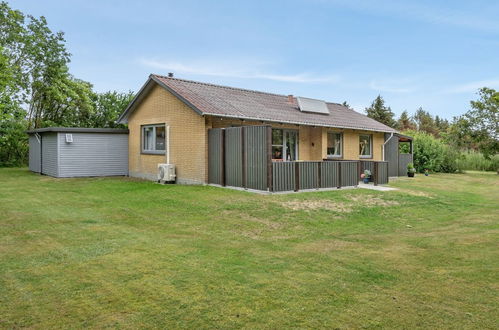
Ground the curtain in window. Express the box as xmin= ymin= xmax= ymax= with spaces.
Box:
xmin=155 ymin=126 xmax=165 ymax=150
xmin=144 ymin=127 xmax=154 ymax=151
xmin=327 ymin=133 xmax=342 ymax=157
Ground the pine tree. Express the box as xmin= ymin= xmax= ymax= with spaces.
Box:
xmin=413 ymin=107 xmax=437 ymax=136
xmin=365 ymin=95 xmax=396 ymax=128
xmin=396 ymin=110 xmax=416 ymax=131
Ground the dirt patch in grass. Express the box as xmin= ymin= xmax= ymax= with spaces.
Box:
xmin=281 ymin=196 xmax=399 ymax=213
xmin=399 ymin=190 xmax=435 ymax=198
xmin=282 ymin=200 xmax=352 ymax=212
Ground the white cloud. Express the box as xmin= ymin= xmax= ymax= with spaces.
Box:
xmin=443 ymin=79 xmax=499 ymax=94
xmin=138 ymin=58 xmax=340 ymax=83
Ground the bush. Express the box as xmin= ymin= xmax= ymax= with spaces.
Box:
xmin=490 ymin=154 xmax=499 ymax=172
xmin=458 ymin=150 xmax=499 ymax=172
xmin=441 ymin=147 xmax=462 ymax=173
xmin=407 ymin=131 xmax=445 ymax=172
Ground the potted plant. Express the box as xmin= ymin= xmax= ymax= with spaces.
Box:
xmin=407 ymin=163 xmax=416 ymax=177
xmin=361 ymin=169 xmax=371 ymax=184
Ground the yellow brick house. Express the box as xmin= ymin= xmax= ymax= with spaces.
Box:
xmin=117 ymin=74 xmax=407 ymax=184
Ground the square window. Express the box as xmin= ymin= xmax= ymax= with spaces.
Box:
xmin=327 ymin=132 xmax=342 ymax=157
xmin=359 ymin=134 xmax=372 ymax=158
xmin=142 ymin=124 xmax=166 ymax=154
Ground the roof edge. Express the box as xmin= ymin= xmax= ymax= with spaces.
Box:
xmin=27 ymin=127 xmax=129 ymax=134
xmin=206 ymin=114 xmax=398 ymax=134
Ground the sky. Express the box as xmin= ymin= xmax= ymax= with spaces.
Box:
xmin=8 ymin=0 xmax=499 ymax=119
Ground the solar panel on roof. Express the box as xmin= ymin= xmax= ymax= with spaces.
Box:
xmin=296 ymin=96 xmax=329 ymax=114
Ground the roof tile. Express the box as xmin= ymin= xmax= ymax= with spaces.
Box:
xmin=152 ymin=74 xmax=398 ymax=133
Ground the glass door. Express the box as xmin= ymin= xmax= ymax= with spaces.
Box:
xmin=284 ymin=130 xmax=298 ymax=161
xmin=271 ymin=129 xmax=299 ymax=161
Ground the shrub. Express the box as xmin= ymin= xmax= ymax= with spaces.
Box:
xmin=458 ymin=150 xmax=498 ymax=171
xmin=441 ymin=147 xmax=462 ymax=173
xmin=407 ymin=131 xmax=445 ymax=173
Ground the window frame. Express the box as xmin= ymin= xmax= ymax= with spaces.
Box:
xmin=271 ymin=128 xmax=299 ymax=161
xmin=141 ymin=123 xmax=166 ymax=155
xmin=359 ymin=134 xmax=373 ymax=159
xmin=327 ymin=131 xmax=343 ymax=159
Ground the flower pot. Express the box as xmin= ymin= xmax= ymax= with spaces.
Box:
xmin=363 ymin=178 xmax=370 ymax=184
xmin=407 ymin=172 xmax=415 ymax=178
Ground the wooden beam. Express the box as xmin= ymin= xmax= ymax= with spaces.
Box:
xmin=241 ymin=127 xmax=246 ymax=189
xmin=266 ymin=126 xmax=273 ymax=192
xmin=221 ymin=129 xmax=226 ymax=186
xmin=337 ymin=162 xmax=342 ymax=189
xmin=317 ymin=162 xmax=322 ymax=189
xmin=294 ymin=162 xmax=300 ymax=192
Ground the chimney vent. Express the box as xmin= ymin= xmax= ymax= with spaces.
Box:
xmin=168 ymin=72 xmax=174 ymax=78
xmin=288 ymin=94 xmax=294 ymax=103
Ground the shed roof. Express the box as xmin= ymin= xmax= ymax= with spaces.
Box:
xmin=118 ymin=74 xmax=398 ymax=133
xmin=27 ymin=127 xmax=129 ymax=134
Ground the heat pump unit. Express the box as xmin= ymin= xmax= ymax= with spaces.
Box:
xmin=158 ymin=164 xmax=176 ymax=183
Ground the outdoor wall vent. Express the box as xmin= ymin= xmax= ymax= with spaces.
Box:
xmin=65 ymin=133 xmax=73 ymax=143
xmin=296 ymin=96 xmax=329 ymax=114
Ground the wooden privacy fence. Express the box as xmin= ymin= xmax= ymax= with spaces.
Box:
xmin=359 ymin=160 xmax=389 ymax=185
xmin=398 ymin=154 xmax=413 ymax=176
xmin=272 ymin=161 xmax=359 ymax=192
xmin=208 ymin=125 xmax=389 ymax=192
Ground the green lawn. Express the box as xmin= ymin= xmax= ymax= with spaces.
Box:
xmin=0 ymin=169 xmax=498 ymax=329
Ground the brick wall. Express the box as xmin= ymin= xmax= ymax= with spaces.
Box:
xmin=127 ymin=85 xmax=207 ymax=184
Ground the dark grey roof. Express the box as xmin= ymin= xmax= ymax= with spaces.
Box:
xmin=27 ymin=127 xmax=129 ymax=134
xmin=118 ymin=74 xmax=398 ymax=133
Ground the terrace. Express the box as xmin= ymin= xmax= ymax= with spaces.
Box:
xmin=208 ymin=125 xmax=398 ymax=193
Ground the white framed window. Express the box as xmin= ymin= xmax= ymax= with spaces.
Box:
xmin=327 ymin=132 xmax=342 ymax=158
xmin=272 ymin=129 xmax=298 ymax=161
xmin=142 ymin=124 xmax=166 ymax=154
xmin=359 ymin=134 xmax=372 ymax=158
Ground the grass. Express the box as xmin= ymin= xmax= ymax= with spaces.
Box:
xmin=0 ymin=168 xmax=498 ymax=329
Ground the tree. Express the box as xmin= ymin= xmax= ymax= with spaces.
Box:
xmin=465 ymin=87 xmax=499 ymax=156
xmin=413 ymin=107 xmax=437 ymax=136
xmin=365 ymin=95 xmax=396 ymax=128
xmin=435 ymin=115 xmax=449 ymax=132
xmin=0 ymin=2 xmax=134 ymax=166
xmin=90 ymin=91 xmax=135 ymax=128
xmin=396 ymin=110 xmax=416 ymax=131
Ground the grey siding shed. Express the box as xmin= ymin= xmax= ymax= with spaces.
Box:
xmin=28 ymin=134 xmax=41 ymax=173
xmin=27 ymin=127 xmax=128 ymax=178
xmin=41 ymin=133 xmax=59 ymax=177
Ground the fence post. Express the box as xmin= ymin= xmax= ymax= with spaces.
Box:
xmin=241 ymin=127 xmax=246 ymax=189
xmin=294 ymin=162 xmax=300 ymax=192
xmin=317 ymin=162 xmax=322 ymax=189
xmin=266 ymin=126 xmax=273 ymax=192
xmin=358 ymin=160 xmax=362 ymax=184
xmin=386 ymin=162 xmax=389 ymax=183
xmin=374 ymin=161 xmax=378 ymax=186
xmin=337 ymin=162 xmax=342 ymax=189
xmin=221 ymin=129 xmax=226 ymax=186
